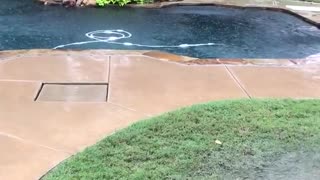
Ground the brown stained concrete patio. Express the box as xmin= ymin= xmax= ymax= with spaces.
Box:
xmin=0 ymin=50 xmax=320 ymax=179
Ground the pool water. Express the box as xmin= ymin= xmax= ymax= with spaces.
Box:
xmin=1 ymin=0 xmax=320 ymax=58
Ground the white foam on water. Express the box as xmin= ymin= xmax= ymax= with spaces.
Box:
xmin=53 ymin=29 xmax=224 ymax=49
xmin=286 ymin=5 xmax=320 ymax=12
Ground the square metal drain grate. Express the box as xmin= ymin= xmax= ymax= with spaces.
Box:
xmin=35 ymin=83 xmax=108 ymax=102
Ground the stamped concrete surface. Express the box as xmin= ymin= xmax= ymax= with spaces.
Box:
xmin=0 ymin=50 xmax=319 ymax=179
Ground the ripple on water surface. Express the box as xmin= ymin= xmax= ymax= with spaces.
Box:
xmin=1 ymin=0 xmax=320 ymax=58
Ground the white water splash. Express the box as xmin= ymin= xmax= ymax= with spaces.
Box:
xmin=53 ymin=29 xmax=223 ymax=49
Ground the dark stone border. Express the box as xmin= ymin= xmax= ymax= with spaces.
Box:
xmin=141 ymin=51 xmax=319 ymax=66
xmin=126 ymin=3 xmax=320 ymax=28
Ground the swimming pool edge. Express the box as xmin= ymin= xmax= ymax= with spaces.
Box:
xmin=1 ymin=49 xmax=319 ymax=67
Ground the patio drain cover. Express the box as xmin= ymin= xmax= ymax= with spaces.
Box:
xmin=36 ymin=83 xmax=108 ymax=102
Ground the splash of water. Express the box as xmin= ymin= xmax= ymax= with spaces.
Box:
xmin=53 ymin=29 xmax=223 ymax=49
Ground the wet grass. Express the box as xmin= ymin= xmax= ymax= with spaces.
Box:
xmin=43 ymin=99 xmax=320 ymax=180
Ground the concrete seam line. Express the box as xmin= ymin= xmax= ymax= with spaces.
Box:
xmin=224 ymin=65 xmax=252 ymax=99
xmin=0 ymin=132 xmax=72 ymax=154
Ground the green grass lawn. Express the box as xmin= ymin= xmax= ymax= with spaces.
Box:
xmin=43 ymin=99 xmax=320 ymax=180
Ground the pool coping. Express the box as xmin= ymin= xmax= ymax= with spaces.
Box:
xmin=1 ymin=49 xmax=319 ymax=67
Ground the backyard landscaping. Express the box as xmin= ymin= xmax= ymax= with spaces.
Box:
xmin=43 ymin=99 xmax=320 ymax=179
xmin=1 ymin=0 xmax=320 ymax=179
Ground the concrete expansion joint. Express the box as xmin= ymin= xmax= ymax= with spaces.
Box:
xmin=0 ymin=132 xmax=72 ymax=154
xmin=224 ymin=65 xmax=252 ymax=99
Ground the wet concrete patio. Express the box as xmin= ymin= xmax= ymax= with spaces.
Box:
xmin=0 ymin=50 xmax=320 ymax=179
